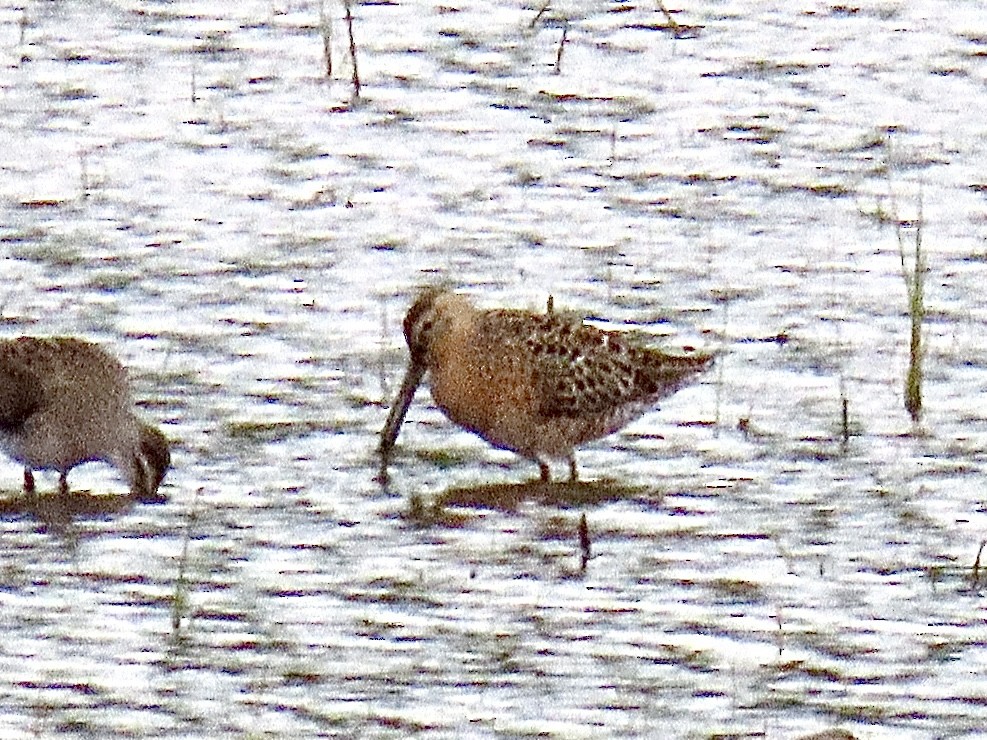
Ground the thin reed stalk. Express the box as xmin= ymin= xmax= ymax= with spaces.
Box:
xmin=898 ymin=195 xmax=925 ymax=423
xmin=320 ymin=0 xmax=333 ymax=78
xmin=343 ymin=0 xmax=361 ymax=101
xmin=554 ymin=22 xmax=568 ymax=74
xmin=886 ymin=142 xmax=925 ymax=423
xmin=171 ymin=487 xmax=203 ymax=635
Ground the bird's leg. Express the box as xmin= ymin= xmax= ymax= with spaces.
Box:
xmin=58 ymin=472 xmax=69 ymax=495
xmin=23 ymin=469 xmax=36 ymax=494
xmin=567 ymin=454 xmax=579 ymax=483
xmin=539 ymin=461 xmax=552 ymax=483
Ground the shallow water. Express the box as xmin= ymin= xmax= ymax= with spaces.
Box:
xmin=2 ymin=0 xmax=987 ymax=737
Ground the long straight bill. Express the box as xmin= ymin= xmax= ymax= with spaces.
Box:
xmin=378 ymin=361 xmax=426 ymax=459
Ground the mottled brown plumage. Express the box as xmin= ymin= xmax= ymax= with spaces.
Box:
xmin=0 ymin=337 xmax=170 ymax=501
xmin=379 ymin=289 xmax=714 ymax=482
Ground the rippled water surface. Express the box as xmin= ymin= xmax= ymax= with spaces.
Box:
xmin=2 ymin=0 xmax=987 ymax=737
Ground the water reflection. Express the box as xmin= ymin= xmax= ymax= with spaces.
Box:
xmin=0 ymin=490 xmax=143 ymax=524
xmin=432 ymin=479 xmax=662 ymax=512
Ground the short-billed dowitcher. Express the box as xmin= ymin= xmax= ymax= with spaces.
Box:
xmin=0 ymin=337 xmax=170 ymax=501
xmin=379 ymin=289 xmax=715 ymax=482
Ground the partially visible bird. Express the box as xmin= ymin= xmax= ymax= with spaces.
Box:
xmin=379 ymin=289 xmax=715 ymax=482
xmin=0 ymin=337 xmax=170 ymax=501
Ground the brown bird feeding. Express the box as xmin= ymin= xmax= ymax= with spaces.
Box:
xmin=379 ymin=289 xmax=714 ymax=482
xmin=0 ymin=337 xmax=170 ymax=501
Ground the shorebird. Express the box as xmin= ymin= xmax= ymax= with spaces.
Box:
xmin=379 ymin=289 xmax=715 ymax=482
xmin=0 ymin=337 xmax=170 ymax=501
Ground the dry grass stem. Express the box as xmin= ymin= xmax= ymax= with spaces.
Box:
xmin=344 ymin=0 xmax=361 ymax=100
